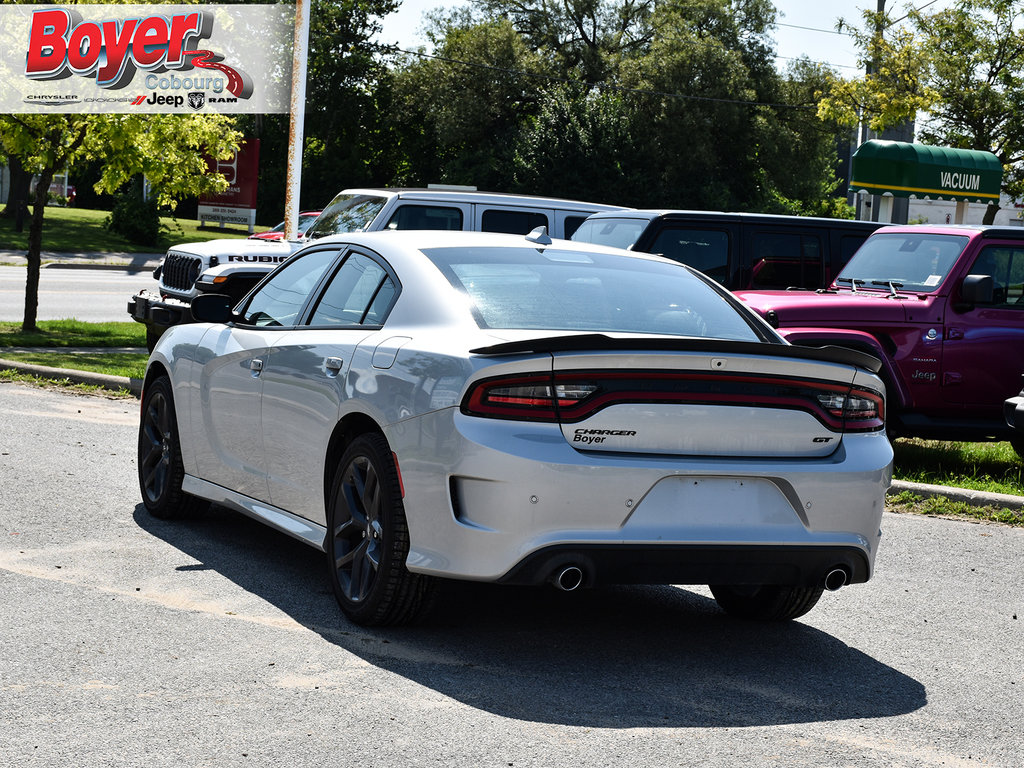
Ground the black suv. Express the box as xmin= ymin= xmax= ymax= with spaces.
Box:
xmin=572 ymin=210 xmax=887 ymax=291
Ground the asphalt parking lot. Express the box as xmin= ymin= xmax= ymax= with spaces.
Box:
xmin=1 ymin=382 xmax=1021 ymax=768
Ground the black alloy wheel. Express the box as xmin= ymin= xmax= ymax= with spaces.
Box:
xmin=326 ymin=433 xmax=434 ymax=626
xmin=137 ymin=376 xmax=205 ymax=519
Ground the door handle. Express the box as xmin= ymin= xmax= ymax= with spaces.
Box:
xmin=249 ymin=358 xmax=263 ymax=377
xmin=325 ymin=356 xmax=343 ymax=375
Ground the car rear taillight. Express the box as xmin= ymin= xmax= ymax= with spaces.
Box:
xmin=463 ymin=371 xmax=884 ymax=432
xmin=816 ymin=388 xmax=884 ymax=432
xmin=464 ymin=375 xmax=599 ymax=420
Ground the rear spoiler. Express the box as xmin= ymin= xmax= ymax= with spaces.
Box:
xmin=470 ymin=334 xmax=883 ymax=374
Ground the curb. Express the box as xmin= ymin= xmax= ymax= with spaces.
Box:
xmin=0 ymin=358 xmax=142 ymax=397
xmin=888 ymin=479 xmax=1024 ymax=511
xmin=0 ymin=251 xmax=162 ymax=271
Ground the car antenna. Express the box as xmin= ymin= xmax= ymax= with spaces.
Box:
xmin=526 ymin=226 xmax=552 ymax=245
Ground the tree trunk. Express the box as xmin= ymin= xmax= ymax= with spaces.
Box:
xmin=2 ymin=156 xmax=31 ymax=220
xmin=22 ymin=166 xmax=54 ymax=333
xmin=983 ymin=202 xmax=999 ymax=225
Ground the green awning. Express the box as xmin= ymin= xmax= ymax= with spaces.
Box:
xmin=850 ymin=140 xmax=1002 ymax=203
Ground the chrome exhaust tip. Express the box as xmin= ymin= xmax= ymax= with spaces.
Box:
xmin=824 ymin=568 xmax=849 ymax=592
xmin=552 ymin=565 xmax=584 ymax=592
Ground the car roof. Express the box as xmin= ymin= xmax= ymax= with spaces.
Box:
xmin=868 ymin=223 xmax=1024 ymax=239
xmin=582 ymin=209 xmax=884 ymax=227
xmin=305 ymin=228 xmax=661 ymax=260
xmin=339 ymin=187 xmax=627 ymax=213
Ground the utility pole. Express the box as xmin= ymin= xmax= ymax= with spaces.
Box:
xmin=859 ymin=0 xmax=914 ymax=223
xmin=283 ymin=0 xmax=310 ymax=240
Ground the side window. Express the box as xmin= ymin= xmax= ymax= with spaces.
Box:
xmin=563 ymin=215 xmax=588 ymax=239
xmin=649 ymin=227 xmax=730 ymax=285
xmin=386 ymin=204 xmax=463 ymax=231
xmin=308 ymin=252 xmax=395 ymax=326
xmin=240 ymin=249 xmax=337 ymax=327
xmin=750 ymin=232 xmax=823 ymax=290
xmin=970 ymin=246 xmax=1024 ymax=307
xmin=481 ymin=209 xmax=549 ymax=235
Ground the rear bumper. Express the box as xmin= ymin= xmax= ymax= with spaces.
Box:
xmin=393 ymin=410 xmax=892 ymax=585
xmin=497 ymin=543 xmax=870 ymax=588
xmin=128 ymin=290 xmax=192 ymax=331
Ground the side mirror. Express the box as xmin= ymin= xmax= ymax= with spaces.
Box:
xmin=960 ymin=274 xmax=994 ymax=306
xmin=190 ymin=293 xmax=236 ymax=324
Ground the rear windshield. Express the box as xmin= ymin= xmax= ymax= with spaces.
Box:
xmin=837 ymin=232 xmax=970 ymax=292
xmin=571 ymin=217 xmax=648 ymax=250
xmin=305 ymin=193 xmax=387 ymax=239
xmin=422 ymin=246 xmax=762 ymax=341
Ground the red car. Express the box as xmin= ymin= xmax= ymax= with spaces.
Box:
xmin=249 ymin=211 xmax=322 ymax=240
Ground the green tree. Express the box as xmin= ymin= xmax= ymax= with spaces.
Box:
xmin=819 ymin=0 xmax=1024 ymax=223
xmin=472 ymin=0 xmax=656 ymax=81
xmin=389 ymin=19 xmax=552 ymax=189
xmin=0 ymin=114 xmax=239 ymax=331
xmin=395 ymin=0 xmax=848 ymax=213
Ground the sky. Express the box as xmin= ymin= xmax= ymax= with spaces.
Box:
xmin=374 ymin=1 xmax=953 ymax=74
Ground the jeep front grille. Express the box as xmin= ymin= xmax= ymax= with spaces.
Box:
xmin=161 ymin=252 xmax=204 ymax=291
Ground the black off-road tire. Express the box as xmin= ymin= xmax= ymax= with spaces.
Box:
xmin=145 ymin=326 xmax=162 ymax=353
xmin=137 ymin=376 xmax=208 ymax=519
xmin=1010 ymin=434 xmax=1024 ymax=462
xmin=710 ymin=583 xmax=825 ymax=621
xmin=326 ymin=433 xmax=436 ymax=626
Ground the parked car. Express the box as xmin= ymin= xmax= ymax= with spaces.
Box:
xmin=130 ymin=188 xmax=627 ymax=350
xmin=248 ymin=210 xmax=322 ymax=240
xmin=738 ymin=225 xmax=1024 ymax=451
xmin=138 ymin=229 xmax=892 ymax=626
xmin=571 ymin=209 xmax=886 ymax=290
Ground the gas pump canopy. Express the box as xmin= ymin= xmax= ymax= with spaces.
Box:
xmin=850 ymin=139 xmax=1002 ymax=203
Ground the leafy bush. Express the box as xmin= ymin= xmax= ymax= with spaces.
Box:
xmin=106 ymin=183 xmax=165 ymax=245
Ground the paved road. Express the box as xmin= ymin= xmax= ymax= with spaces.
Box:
xmin=0 ymin=265 xmax=154 ymax=323
xmin=0 ymin=382 xmax=1021 ymax=768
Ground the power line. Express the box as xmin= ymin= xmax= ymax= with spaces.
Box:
xmin=776 ymin=21 xmax=851 ymax=37
xmin=384 ymin=45 xmax=817 ymax=111
xmin=774 ymin=54 xmax=860 ymax=71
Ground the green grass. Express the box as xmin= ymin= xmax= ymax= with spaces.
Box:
xmin=892 ymin=438 xmax=1024 ymax=496
xmin=0 ymin=319 xmax=145 ymax=348
xmin=0 ymin=350 xmax=146 ymax=379
xmin=887 ymin=489 xmax=1023 ymax=526
xmin=0 ymin=205 xmax=267 ymax=254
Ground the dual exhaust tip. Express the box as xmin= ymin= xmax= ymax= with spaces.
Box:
xmin=551 ymin=564 xmax=849 ymax=593
xmin=824 ymin=567 xmax=849 ymax=592
xmin=551 ymin=565 xmax=584 ymax=592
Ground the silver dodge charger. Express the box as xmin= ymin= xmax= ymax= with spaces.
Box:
xmin=138 ymin=229 xmax=892 ymax=626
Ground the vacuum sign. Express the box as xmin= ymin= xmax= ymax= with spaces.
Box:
xmin=0 ymin=4 xmax=293 ymax=113
xmin=938 ymin=172 xmax=982 ymax=193
xmin=850 ymin=140 xmax=1002 ymax=203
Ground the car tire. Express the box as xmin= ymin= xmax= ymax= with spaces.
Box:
xmin=1010 ymin=434 xmax=1024 ymax=461
xmin=326 ymin=433 xmax=435 ymax=626
xmin=138 ymin=376 xmax=208 ymax=519
xmin=145 ymin=326 xmax=161 ymax=353
xmin=709 ymin=583 xmax=824 ymax=621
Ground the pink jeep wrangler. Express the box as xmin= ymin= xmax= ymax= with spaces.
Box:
xmin=737 ymin=225 xmax=1024 ymax=455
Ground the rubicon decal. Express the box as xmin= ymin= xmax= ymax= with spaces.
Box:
xmin=1 ymin=5 xmax=292 ymax=113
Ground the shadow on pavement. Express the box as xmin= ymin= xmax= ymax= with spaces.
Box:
xmin=134 ymin=503 xmax=926 ymax=729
